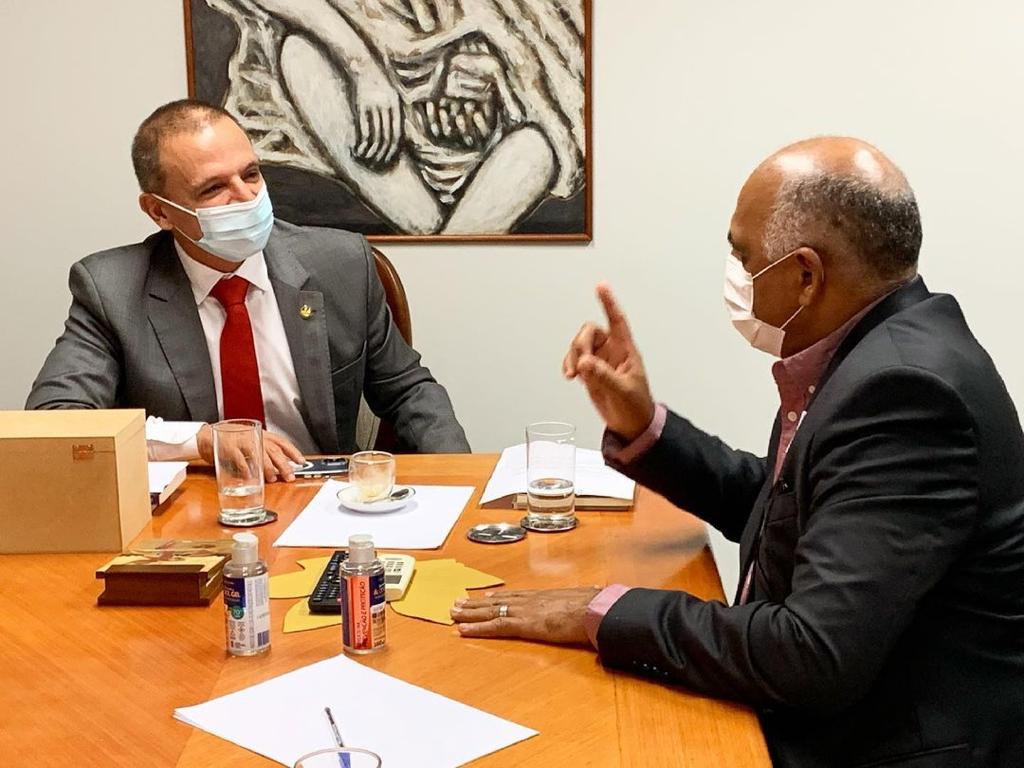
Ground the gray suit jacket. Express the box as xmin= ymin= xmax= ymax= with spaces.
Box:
xmin=27 ymin=221 xmax=470 ymax=454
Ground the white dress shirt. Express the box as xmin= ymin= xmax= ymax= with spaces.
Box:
xmin=146 ymin=243 xmax=318 ymax=460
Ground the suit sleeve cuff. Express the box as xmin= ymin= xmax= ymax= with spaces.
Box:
xmin=584 ymin=584 xmax=633 ymax=649
xmin=602 ymin=403 xmax=667 ymax=468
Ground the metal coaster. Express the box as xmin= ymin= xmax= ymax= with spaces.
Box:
xmin=219 ymin=510 xmax=279 ymax=528
xmin=519 ymin=515 xmax=578 ymax=533
xmin=466 ymin=522 xmax=527 ymax=544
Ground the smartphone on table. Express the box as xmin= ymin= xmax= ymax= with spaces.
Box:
xmin=292 ymin=457 xmax=350 ymax=477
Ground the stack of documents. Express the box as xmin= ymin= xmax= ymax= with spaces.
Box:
xmin=480 ymin=444 xmax=636 ymax=509
xmin=174 ymin=655 xmax=537 ymax=766
xmin=274 ymin=481 xmax=474 ymax=549
xmin=148 ymin=461 xmax=188 ymax=508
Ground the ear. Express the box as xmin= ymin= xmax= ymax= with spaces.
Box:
xmin=792 ymin=247 xmax=824 ymax=306
xmin=138 ymin=193 xmax=174 ymax=231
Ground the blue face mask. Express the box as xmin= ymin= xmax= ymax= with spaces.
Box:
xmin=153 ymin=185 xmax=274 ymax=262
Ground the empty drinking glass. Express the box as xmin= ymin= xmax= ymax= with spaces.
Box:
xmin=349 ymin=451 xmax=396 ymax=503
xmin=293 ymin=747 xmax=382 ymax=768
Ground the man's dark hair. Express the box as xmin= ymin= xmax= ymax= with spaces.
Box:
xmin=765 ymin=173 xmax=923 ymax=282
xmin=131 ymin=99 xmax=243 ymax=193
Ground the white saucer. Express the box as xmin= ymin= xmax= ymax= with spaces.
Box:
xmin=337 ymin=485 xmax=415 ymax=514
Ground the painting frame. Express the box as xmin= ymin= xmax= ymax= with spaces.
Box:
xmin=182 ymin=0 xmax=593 ymax=244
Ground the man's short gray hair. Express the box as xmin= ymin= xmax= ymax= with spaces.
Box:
xmin=131 ymin=99 xmax=243 ymax=194
xmin=763 ymin=173 xmax=923 ymax=281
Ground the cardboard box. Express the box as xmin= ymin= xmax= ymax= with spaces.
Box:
xmin=0 ymin=410 xmax=150 ymax=553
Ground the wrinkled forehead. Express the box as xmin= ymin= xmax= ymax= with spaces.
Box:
xmin=158 ymin=117 xmax=257 ymax=192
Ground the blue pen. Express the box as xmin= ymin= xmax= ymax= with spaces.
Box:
xmin=324 ymin=707 xmax=352 ymax=768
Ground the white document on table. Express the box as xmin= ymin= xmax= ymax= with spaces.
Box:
xmin=479 ymin=443 xmax=635 ymax=504
xmin=273 ymin=480 xmax=474 ymax=549
xmin=174 ymin=654 xmax=537 ymax=767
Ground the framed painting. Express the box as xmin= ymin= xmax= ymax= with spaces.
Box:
xmin=184 ymin=0 xmax=592 ymax=242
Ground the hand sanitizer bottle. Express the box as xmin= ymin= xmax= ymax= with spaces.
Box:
xmin=223 ymin=532 xmax=270 ymax=656
xmin=340 ymin=534 xmax=387 ymax=654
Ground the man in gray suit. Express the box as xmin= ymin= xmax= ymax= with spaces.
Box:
xmin=27 ymin=99 xmax=469 ymax=481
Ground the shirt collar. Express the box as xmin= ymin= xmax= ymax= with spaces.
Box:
xmin=771 ymin=283 xmax=904 ymax=396
xmin=173 ymin=239 xmax=272 ymax=305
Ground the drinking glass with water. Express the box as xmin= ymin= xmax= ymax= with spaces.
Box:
xmin=525 ymin=422 xmax=576 ymax=531
xmin=213 ymin=419 xmax=267 ymax=526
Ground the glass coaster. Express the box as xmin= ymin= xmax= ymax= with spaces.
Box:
xmin=519 ymin=515 xmax=578 ymax=533
xmin=219 ymin=510 xmax=278 ymax=528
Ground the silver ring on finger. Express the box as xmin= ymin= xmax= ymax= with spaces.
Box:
xmin=497 ymin=604 xmax=509 ymax=618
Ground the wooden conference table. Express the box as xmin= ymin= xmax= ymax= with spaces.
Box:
xmin=0 ymin=454 xmax=770 ymax=767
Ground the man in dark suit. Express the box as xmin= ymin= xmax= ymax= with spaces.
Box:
xmin=452 ymin=138 xmax=1024 ymax=767
xmin=27 ymin=100 xmax=469 ymax=479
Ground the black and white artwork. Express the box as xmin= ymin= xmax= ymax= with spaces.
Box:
xmin=186 ymin=0 xmax=591 ymax=241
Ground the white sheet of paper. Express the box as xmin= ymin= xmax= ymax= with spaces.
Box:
xmin=147 ymin=461 xmax=188 ymax=493
xmin=174 ymin=655 xmax=537 ymax=767
xmin=274 ymin=481 xmax=474 ymax=549
xmin=479 ymin=444 xmax=635 ymax=504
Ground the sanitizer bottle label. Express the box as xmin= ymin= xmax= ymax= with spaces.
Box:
xmin=224 ymin=574 xmax=271 ymax=655
xmin=340 ymin=572 xmax=386 ymax=652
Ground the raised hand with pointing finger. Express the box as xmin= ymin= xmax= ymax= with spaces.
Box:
xmin=563 ymin=282 xmax=656 ymax=441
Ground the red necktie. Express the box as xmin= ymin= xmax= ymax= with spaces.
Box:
xmin=209 ymin=276 xmax=265 ymax=425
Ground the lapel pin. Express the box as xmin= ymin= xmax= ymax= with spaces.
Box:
xmin=299 ymin=304 xmax=314 ymax=319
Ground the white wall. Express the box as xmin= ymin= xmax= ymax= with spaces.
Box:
xmin=4 ymin=1 xmax=1024 ymax=596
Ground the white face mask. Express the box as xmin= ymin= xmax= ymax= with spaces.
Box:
xmin=723 ymin=252 xmax=804 ymax=357
xmin=153 ymin=185 xmax=274 ymax=263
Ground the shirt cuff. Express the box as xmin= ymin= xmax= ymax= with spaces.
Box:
xmin=602 ymin=403 xmax=667 ymax=467
xmin=584 ymin=584 xmax=632 ymax=650
xmin=145 ymin=418 xmax=204 ymax=462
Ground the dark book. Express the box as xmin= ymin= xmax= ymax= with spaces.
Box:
xmin=95 ymin=539 xmax=234 ymax=606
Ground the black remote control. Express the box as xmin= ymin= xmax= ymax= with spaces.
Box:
xmin=307 ymin=550 xmax=350 ymax=614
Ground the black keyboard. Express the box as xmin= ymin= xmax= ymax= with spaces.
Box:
xmin=307 ymin=550 xmax=405 ymax=613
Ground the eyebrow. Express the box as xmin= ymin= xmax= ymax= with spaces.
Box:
xmin=192 ymin=160 xmax=261 ymax=195
xmin=727 ymin=230 xmax=745 ymax=253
